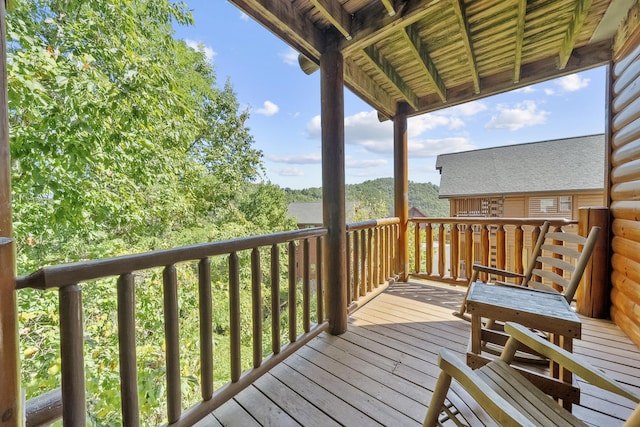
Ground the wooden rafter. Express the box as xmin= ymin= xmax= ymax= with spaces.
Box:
xmin=403 ymin=24 xmax=446 ymax=102
xmin=343 ymin=58 xmax=396 ymax=118
xmin=364 ymin=45 xmax=419 ymax=109
xmin=559 ymin=0 xmax=593 ymax=69
xmin=513 ymin=0 xmax=527 ymax=83
xmin=451 ymin=0 xmax=480 ymax=94
xmin=230 ymin=0 xmax=324 ymax=61
xmin=379 ymin=0 xmax=396 ymax=16
xmin=413 ymin=40 xmax=611 ymax=117
xmin=310 ymin=0 xmax=352 ymax=40
xmin=340 ymin=0 xmax=440 ymax=55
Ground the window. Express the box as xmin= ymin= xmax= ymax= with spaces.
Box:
xmin=559 ymin=196 xmax=572 ymax=213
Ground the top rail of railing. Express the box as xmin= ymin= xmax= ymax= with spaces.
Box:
xmin=409 ymin=217 xmax=577 ymax=227
xmin=16 ymin=227 xmax=327 ymax=290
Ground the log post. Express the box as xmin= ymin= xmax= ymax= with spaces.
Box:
xmin=394 ymin=102 xmax=409 ymax=281
xmin=321 ymin=49 xmax=347 ymax=335
xmin=576 ymin=207 xmax=610 ymax=318
xmin=0 ymin=0 xmax=20 ymax=423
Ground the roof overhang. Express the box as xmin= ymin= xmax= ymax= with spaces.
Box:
xmin=228 ymin=0 xmax=634 ymax=119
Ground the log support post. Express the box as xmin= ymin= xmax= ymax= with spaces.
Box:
xmin=0 ymin=0 xmax=20 ymax=423
xmin=321 ymin=49 xmax=347 ymax=335
xmin=576 ymin=206 xmax=610 ymax=318
xmin=394 ymin=102 xmax=409 ymax=281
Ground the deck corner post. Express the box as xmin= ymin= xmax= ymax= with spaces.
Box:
xmin=394 ymin=102 xmax=409 ymax=282
xmin=0 ymin=0 xmax=21 ymax=423
xmin=320 ymin=48 xmax=347 ymax=335
xmin=576 ymin=206 xmax=610 ymax=318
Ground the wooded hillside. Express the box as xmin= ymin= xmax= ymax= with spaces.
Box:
xmin=284 ymin=177 xmax=449 ymax=218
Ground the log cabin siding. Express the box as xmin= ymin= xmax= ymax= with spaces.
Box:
xmin=610 ymin=28 xmax=640 ymax=347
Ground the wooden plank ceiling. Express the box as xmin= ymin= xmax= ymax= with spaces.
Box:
xmin=228 ymin=0 xmax=634 ymax=118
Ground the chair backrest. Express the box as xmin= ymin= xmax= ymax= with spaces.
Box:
xmin=523 ymin=224 xmax=600 ymax=303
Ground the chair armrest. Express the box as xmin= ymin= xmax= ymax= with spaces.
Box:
xmin=503 ymin=323 xmax=640 ymax=403
xmin=472 ymin=263 xmax=525 ymax=279
xmin=437 ymin=350 xmax=536 ymax=427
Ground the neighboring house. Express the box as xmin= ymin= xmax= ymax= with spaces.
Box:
xmin=409 ymin=207 xmax=426 ymax=218
xmin=435 ymin=134 xmax=606 ymax=220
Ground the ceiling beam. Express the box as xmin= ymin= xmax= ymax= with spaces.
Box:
xmin=451 ymin=0 xmax=480 ymax=94
xmin=379 ymin=0 xmax=397 ymax=16
xmin=411 ymin=39 xmax=611 ymax=117
xmin=340 ymin=0 xmax=440 ymax=55
xmin=229 ymin=0 xmax=325 ymax=61
xmin=309 ymin=0 xmax=353 ymax=40
xmin=513 ymin=0 xmax=527 ymax=83
xmin=558 ymin=0 xmax=593 ymax=69
xmin=364 ymin=45 xmax=419 ymax=109
xmin=403 ymin=24 xmax=446 ymax=102
xmin=343 ymin=58 xmax=396 ymax=118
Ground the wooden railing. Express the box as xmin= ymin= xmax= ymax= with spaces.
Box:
xmin=17 ymin=219 xmax=400 ymax=426
xmin=408 ymin=217 xmax=577 ymax=286
xmin=346 ymin=218 xmax=400 ymax=312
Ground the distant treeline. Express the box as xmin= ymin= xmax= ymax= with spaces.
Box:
xmin=283 ymin=177 xmax=450 ymax=218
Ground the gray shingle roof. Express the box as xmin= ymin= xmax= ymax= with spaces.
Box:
xmin=287 ymin=202 xmax=359 ymax=225
xmin=435 ymin=134 xmax=605 ymax=198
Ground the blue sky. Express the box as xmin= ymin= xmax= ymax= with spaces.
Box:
xmin=173 ymin=1 xmax=607 ymax=190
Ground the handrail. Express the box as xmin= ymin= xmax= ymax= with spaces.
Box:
xmin=19 ymin=219 xmax=399 ymax=426
xmin=411 ymin=217 xmax=577 ymax=227
xmin=16 ymin=227 xmax=326 ymax=290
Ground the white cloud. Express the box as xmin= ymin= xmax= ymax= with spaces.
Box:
xmin=306 ymin=110 xmax=476 ymax=157
xmin=556 ymin=74 xmax=590 ymax=92
xmin=184 ymin=39 xmax=216 ymax=62
xmin=514 ymin=86 xmax=536 ymax=94
xmin=255 ymin=100 xmax=279 ymax=116
xmin=273 ymin=167 xmax=304 ymax=177
xmin=279 ymin=48 xmax=298 ymax=66
xmin=544 ymin=88 xmax=555 ymax=95
xmin=485 ymin=100 xmax=549 ymax=131
xmin=445 ymin=101 xmax=488 ymax=116
xmin=346 ymin=158 xmax=388 ymax=168
xmin=268 ymin=153 xmax=321 ymax=164
xmin=240 ymin=12 xmax=249 ymax=21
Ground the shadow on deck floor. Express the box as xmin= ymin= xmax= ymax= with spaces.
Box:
xmin=195 ymin=279 xmax=640 ymax=427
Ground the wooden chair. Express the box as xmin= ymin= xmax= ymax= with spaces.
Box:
xmin=454 ymin=222 xmax=600 ymax=320
xmin=423 ymin=322 xmax=640 ymax=427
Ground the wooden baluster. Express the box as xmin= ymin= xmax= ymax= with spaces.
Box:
xmin=374 ymin=227 xmax=381 ymax=286
xmin=514 ymin=226 xmax=524 ymax=275
xmin=383 ymin=226 xmax=388 ymax=281
xmin=480 ymin=225 xmax=490 ymax=282
xmin=59 ymin=284 xmax=86 ymax=427
xmin=368 ymin=228 xmax=374 ymax=293
xmin=360 ymin=230 xmax=367 ymax=295
xmin=251 ymin=248 xmax=263 ymax=368
xmin=414 ymin=223 xmax=421 ymax=274
xmin=450 ymin=224 xmax=459 ymax=280
xmin=353 ymin=231 xmax=360 ymax=300
xmin=496 ymin=225 xmax=506 ymax=281
xmin=425 ymin=223 xmax=433 ymax=275
xmin=288 ymin=241 xmax=297 ymax=342
xmin=316 ymin=236 xmax=324 ymax=323
xmin=438 ymin=223 xmax=446 ymax=277
xmin=163 ymin=265 xmax=181 ymax=422
xmin=270 ymin=245 xmax=281 ymax=354
xmin=465 ymin=225 xmax=473 ymax=281
xmin=346 ymin=232 xmax=352 ymax=304
xmin=117 ymin=273 xmax=140 ymax=425
xmin=229 ymin=254 xmax=241 ymax=382
xmin=302 ymin=239 xmax=310 ymax=333
xmin=197 ymin=259 xmax=213 ymax=401
xmin=552 ymin=226 xmax=564 ymax=292
xmin=531 ymin=225 xmax=542 ymax=283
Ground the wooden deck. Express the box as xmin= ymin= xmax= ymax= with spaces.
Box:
xmin=195 ymin=280 xmax=640 ymax=426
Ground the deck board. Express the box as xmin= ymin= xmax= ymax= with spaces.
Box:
xmin=203 ymin=279 xmax=640 ymax=426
